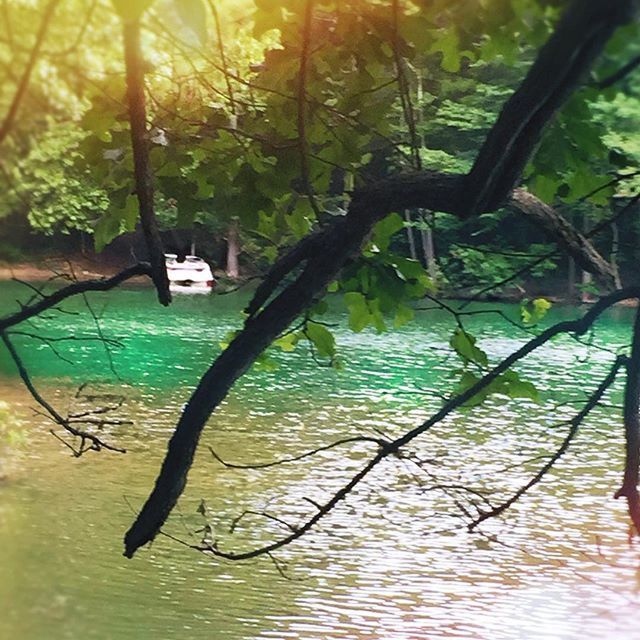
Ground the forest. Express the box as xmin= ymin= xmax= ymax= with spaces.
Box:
xmin=2 ymin=1 xmax=640 ymax=638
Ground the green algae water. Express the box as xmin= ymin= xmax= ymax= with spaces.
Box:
xmin=1 ymin=281 xmax=640 ymax=640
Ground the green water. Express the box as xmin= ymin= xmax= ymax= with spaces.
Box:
xmin=1 ymin=281 xmax=640 ymax=639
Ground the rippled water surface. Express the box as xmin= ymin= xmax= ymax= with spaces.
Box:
xmin=1 ymin=282 xmax=640 ymax=639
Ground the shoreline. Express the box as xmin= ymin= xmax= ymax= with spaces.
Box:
xmin=0 ymin=257 xmax=148 ymax=285
xmin=1 ymin=259 xmax=636 ymax=307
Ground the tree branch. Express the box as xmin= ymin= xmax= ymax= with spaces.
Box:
xmin=122 ymin=17 xmax=171 ymax=306
xmin=209 ymin=435 xmax=386 ymax=470
xmin=190 ymin=289 xmax=639 ymax=561
xmin=123 ymin=0 xmax=639 ymax=557
xmin=464 ymin=0 xmax=638 ymax=214
xmin=0 ymin=263 xmax=153 ymax=332
xmin=0 ymin=0 xmax=61 ymax=145
xmin=125 ymin=285 xmax=640 ymax=559
xmin=598 ymin=53 xmax=640 ymax=89
xmin=1 ymin=333 xmax=125 ymax=455
xmin=469 ymin=355 xmax=626 ymax=529
xmin=615 ymin=306 xmax=640 ymax=532
xmin=0 ymin=262 xmax=151 ymax=332
xmin=510 ymin=188 xmax=615 ymax=285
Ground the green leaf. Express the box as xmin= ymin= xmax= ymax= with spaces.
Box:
xmin=503 ymin=376 xmax=539 ymax=401
xmin=306 ymin=322 xmax=336 ymax=358
xmin=452 ymin=370 xmax=490 ymax=407
xmin=496 ymin=370 xmax=540 ymax=402
xmin=274 ymin=332 xmax=300 ymax=352
xmin=431 ymin=29 xmax=462 ymax=73
xmin=450 ymin=328 xmax=488 ymax=367
xmin=254 ymin=352 xmax=278 ymax=372
xmin=94 ymin=213 xmax=122 ymax=252
xmin=174 ymin=0 xmax=208 ymax=45
xmin=452 ymin=368 xmax=539 ymax=407
xmin=372 ymin=212 xmax=404 ymax=251
xmin=532 ymin=174 xmax=560 ymax=203
xmin=122 ymin=193 xmax=139 ymax=230
xmin=286 ymin=198 xmax=314 ymax=239
xmin=393 ymin=304 xmax=414 ymax=328
xmin=521 ymin=298 xmax=552 ymax=325
xmin=344 ymin=292 xmax=371 ymax=332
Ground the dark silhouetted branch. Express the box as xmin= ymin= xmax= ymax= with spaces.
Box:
xmin=0 ymin=263 xmax=153 ymax=332
xmin=598 ymin=53 xmax=640 ymax=89
xmin=1 ymin=333 xmax=126 ymax=456
xmin=209 ymin=435 xmax=387 ymax=471
xmin=464 ymin=0 xmax=637 ymax=214
xmin=615 ymin=306 xmax=640 ymax=532
xmin=470 ymin=355 xmax=626 ymax=529
xmin=129 ymin=288 xmax=640 ymax=560
xmin=122 ymin=17 xmax=171 ymax=306
xmin=123 ymin=0 xmax=639 ymax=558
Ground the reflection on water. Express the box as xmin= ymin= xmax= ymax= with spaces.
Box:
xmin=1 ymin=282 xmax=640 ymax=639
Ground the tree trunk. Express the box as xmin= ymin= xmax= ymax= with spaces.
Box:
xmin=581 ymin=270 xmax=593 ymax=302
xmin=404 ymin=210 xmax=417 ymax=260
xmin=611 ymin=221 xmax=623 ymax=290
xmin=581 ymin=211 xmax=593 ymax=302
xmin=568 ymin=257 xmax=577 ymax=300
xmin=420 ymin=212 xmax=437 ymax=280
xmin=226 ymin=218 xmax=240 ymax=279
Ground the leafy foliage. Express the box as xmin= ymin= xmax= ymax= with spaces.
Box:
xmin=1 ymin=124 xmax=109 ymax=235
xmin=520 ymin=297 xmax=552 ymax=325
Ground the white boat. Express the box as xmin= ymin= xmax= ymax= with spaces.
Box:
xmin=165 ymin=254 xmax=216 ymax=293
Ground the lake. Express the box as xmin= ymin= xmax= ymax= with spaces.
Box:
xmin=1 ymin=281 xmax=639 ymax=639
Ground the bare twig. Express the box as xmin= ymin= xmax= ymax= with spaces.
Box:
xmin=1 ymin=332 xmax=126 ymax=455
xmin=469 ymin=355 xmax=626 ymax=529
xmin=209 ymin=436 xmax=387 ymax=471
xmin=0 ymin=263 xmax=153 ymax=332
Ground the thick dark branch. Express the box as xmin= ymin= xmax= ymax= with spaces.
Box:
xmin=123 ymin=1 xmax=637 ymax=557
xmin=0 ymin=263 xmax=153 ymax=332
xmin=190 ymin=290 xmax=639 ymax=561
xmin=465 ymin=0 xmax=638 ymax=214
xmin=122 ymin=18 xmax=171 ymax=306
xmin=245 ymin=231 xmax=320 ymax=318
xmin=125 ymin=286 xmax=640 ymax=559
xmin=0 ymin=0 xmax=61 ymax=145
xmin=598 ymin=53 xmax=640 ymax=89
xmin=614 ymin=307 xmax=640 ymax=532
xmin=510 ymin=189 xmax=615 ymax=286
